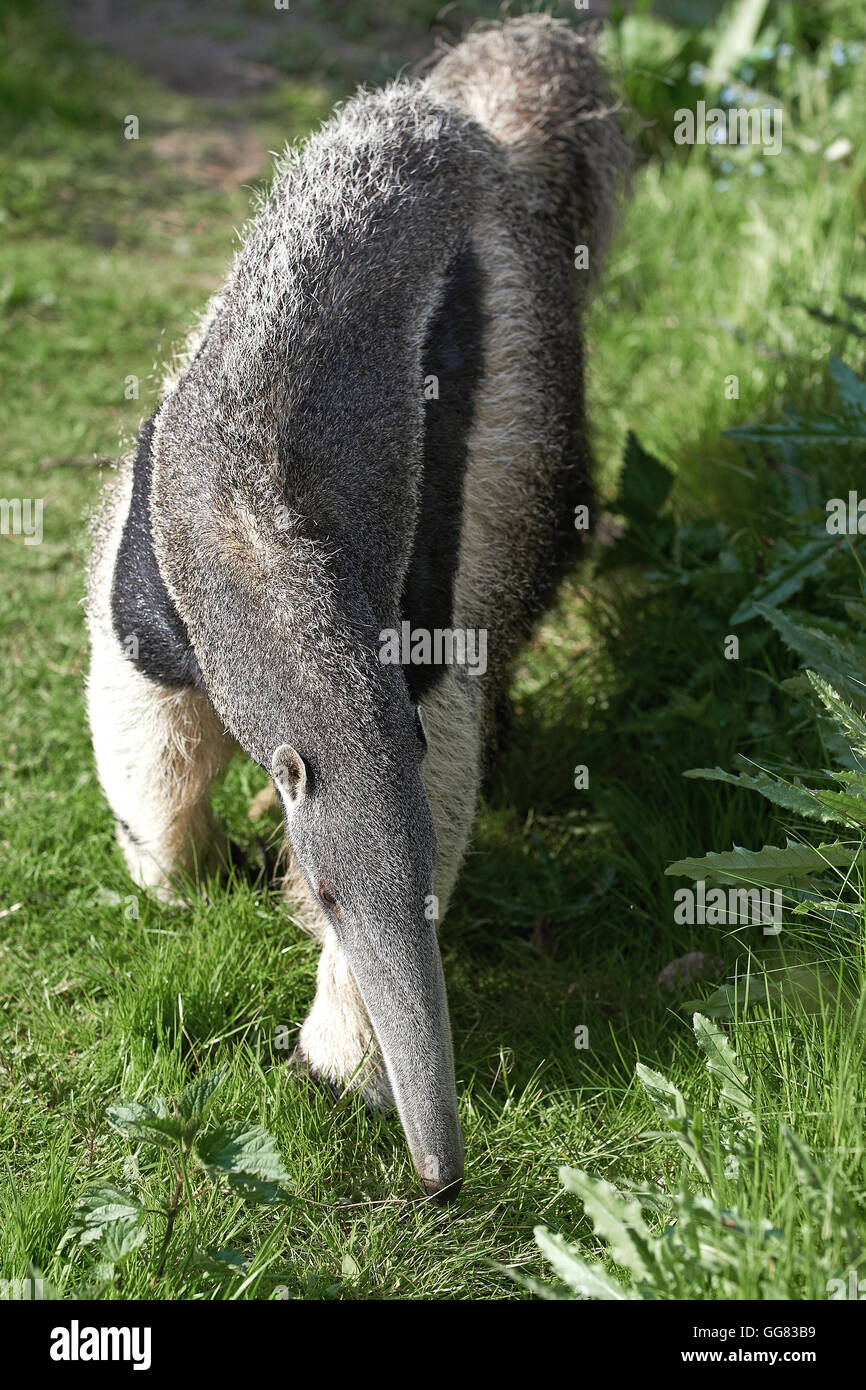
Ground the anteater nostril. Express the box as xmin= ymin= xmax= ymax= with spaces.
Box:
xmin=420 ymin=1174 xmax=463 ymax=1204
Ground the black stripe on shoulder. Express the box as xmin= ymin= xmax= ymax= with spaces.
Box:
xmin=400 ymin=241 xmax=485 ymax=699
xmin=111 ymin=416 xmax=204 ymax=689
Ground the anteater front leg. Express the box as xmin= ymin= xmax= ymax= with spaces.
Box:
xmin=293 ymin=925 xmax=394 ymax=1110
xmin=87 ymin=634 xmax=232 ymax=896
xmin=86 ymin=460 xmax=235 ymax=898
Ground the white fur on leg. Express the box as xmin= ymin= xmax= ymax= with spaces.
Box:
xmin=298 ymin=927 xmax=394 ymax=1109
xmin=86 ymin=462 xmax=235 ymax=897
xmin=87 ymin=632 xmax=233 ymax=894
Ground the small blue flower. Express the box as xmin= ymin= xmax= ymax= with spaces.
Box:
xmin=750 ymin=161 xmax=765 ymax=176
xmin=778 ymin=43 xmax=793 ymax=58
xmin=830 ymin=41 xmax=847 ymax=66
xmin=688 ymin=61 xmax=705 ymax=84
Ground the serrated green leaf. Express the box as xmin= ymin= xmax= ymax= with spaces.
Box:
xmin=756 ymin=605 xmax=866 ymax=698
xmin=96 ymin=1217 xmax=148 ymax=1265
xmin=179 ymin=1067 xmax=228 ymax=1121
xmin=678 ymin=982 xmax=736 ymax=1021
xmin=534 ymin=1226 xmax=637 ymax=1300
xmin=66 ymin=1183 xmax=145 ymax=1247
xmin=730 ymin=538 xmax=836 ymax=625
xmin=829 ymin=769 xmax=866 ymax=789
xmin=684 ymin=763 xmax=865 ymax=828
xmin=806 ymin=789 xmax=866 ymax=828
xmin=191 ymin=1245 xmax=249 ymax=1278
xmin=558 ymin=1166 xmax=665 ymax=1287
xmin=636 ymin=1062 xmax=688 ymax=1119
xmin=231 ymin=1177 xmax=286 ymax=1203
xmin=613 ymin=431 xmax=674 ymax=522
xmin=194 ymin=1122 xmax=289 ymax=1201
xmin=679 ymin=976 xmax=780 ymax=1020
xmin=635 ymin=1064 xmax=711 ymax=1180
xmin=693 ymin=1014 xmax=753 ymax=1118
xmin=107 ymin=1101 xmax=184 ymax=1149
xmin=666 ymin=839 xmax=857 ymax=885
xmin=806 ymin=671 xmax=866 ymax=760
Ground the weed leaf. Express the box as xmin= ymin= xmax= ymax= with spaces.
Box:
xmin=533 ymin=1227 xmax=636 ymax=1300
xmin=194 ymin=1122 xmax=289 ymax=1203
xmin=693 ymin=1014 xmax=753 ymax=1117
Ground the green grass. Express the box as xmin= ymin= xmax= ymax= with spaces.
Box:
xmin=2 ymin=0 xmax=866 ymax=1299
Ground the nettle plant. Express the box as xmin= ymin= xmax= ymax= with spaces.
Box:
xmin=59 ymin=1067 xmax=288 ymax=1294
xmin=520 ymin=1013 xmax=862 ymax=1301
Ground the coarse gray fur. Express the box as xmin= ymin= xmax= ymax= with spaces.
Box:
xmin=86 ymin=15 xmax=630 ymax=1201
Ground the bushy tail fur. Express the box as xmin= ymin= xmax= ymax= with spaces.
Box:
xmin=427 ymin=15 xmax=630 ymax=270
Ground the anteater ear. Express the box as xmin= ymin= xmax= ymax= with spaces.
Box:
xmin=272 ymin=745 xmax=307 ymax=804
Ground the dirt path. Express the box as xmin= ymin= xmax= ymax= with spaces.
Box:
xmin=59 ymin=0 xmax=444 ymax=189
xmin=60 ymin=0 xmax=432 ymax=98
xmin=57 ymin=4 xmax=609 ymax=194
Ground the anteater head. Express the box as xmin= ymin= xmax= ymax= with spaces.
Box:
xmin=270 ymin=668 xmax=463 ymax=1202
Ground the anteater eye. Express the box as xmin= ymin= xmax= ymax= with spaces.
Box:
xmin=318 ymin=881 xmax=340 ymax=915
